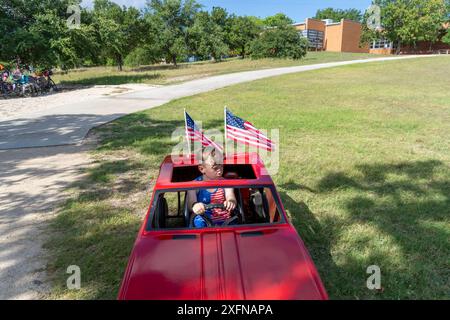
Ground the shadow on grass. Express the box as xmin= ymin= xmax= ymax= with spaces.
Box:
xmin=96 ymin=113 xmax=224 ymax=154
xmin=306 ymin=160 xmax=450 ymax=299
xmin=59 ymin=73 xmax=162 ymax=86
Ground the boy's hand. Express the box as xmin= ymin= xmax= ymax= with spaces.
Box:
xmin=193 ymin=203 xmax=206 ymax=215
xmin=224 ymin=200 xmax=236 ymax=212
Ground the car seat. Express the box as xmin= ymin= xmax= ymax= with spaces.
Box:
xmin=154 ymin=196 xmax=168 ymax=229
xmin=250 ymin=189 xmax=270 ymax=223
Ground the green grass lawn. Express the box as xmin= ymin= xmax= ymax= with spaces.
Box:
xmin=53 ymin=52 xmax=386 ymax=86
xmin=45 ymin=56 xmax=450 ymax=300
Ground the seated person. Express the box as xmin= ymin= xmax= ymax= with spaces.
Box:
xmin=187 ymin=148 xmax=237 ymax=228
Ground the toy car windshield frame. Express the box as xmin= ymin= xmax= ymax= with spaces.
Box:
xmin=146 ymin=184 xmax=288 ymax=231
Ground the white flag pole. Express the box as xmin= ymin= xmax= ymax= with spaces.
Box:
xmin=184 ymin=108 xmax=191 ymax=158
xmin=224 ymin=106 xmax=228 ymax=158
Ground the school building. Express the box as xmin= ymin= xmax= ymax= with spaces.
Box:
xmin=293 ymin=18 xmax=450 ymax=55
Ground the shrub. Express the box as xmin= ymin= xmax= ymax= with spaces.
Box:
xmin=249 ymin=25 xmax=309 ymax=60
xmin=442 ymin=29 xmax=450 ymax=46
xmin=124 ymin=47 xmax=160 ymax=67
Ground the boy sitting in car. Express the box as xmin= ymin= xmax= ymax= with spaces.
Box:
xmin=187 ymin=148 xmax=237 ymax=228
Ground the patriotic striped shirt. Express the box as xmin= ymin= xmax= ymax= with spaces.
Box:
xmin=195 ymin=176 xmax=231 ymax=223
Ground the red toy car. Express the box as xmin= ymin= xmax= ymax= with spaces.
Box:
xmin=118 ymin=153 xmax=328 ymax=300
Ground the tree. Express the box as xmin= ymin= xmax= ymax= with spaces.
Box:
xmin=0 ymin=0 xmax=100 ymax=69
xmin=28 ymin=10 xmax=99 ymax=70
xmin=249 ymin=25 xmax=308 ymax=60
xmin=93 ymin=0 xmax=145 ymax=71
xmin=314 ymin=7 xmax=362 ymax=22
xmin=361 ymin=0 xmax=449 ymax=54
xmin=146 ymin=0 xmax=201 ymax=66
xmin=364 ymin=0 xmax=449 ymax=54
xmin=417 ymin=0 xmax=449 ymax=49
xmin=263 ymin=13 xmax=294 ymax=27
xmin=227 ymin=15 xmax=261 ymax=58
xmin=189 ymin=10 xmax=229 ymax=61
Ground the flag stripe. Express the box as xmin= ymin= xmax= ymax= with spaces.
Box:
xmin=226 ymin=125 xmax=274 ymax=146
xmin=227 ymin=123 xmax=272 ymax=142
xmin=225 ymin=108 xmax=275 ymax=152
xmin=185 ymin=115 xmax=223 ymax=151
xmin=227 ymin=131 xmax=274 ymax=151
xmin=226 ymin=129 xmax=274 ymax=149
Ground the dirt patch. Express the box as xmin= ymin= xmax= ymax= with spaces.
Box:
xmin=0 ymin=138 xmax=96 ymax=299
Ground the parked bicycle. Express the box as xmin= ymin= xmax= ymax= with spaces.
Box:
xmin=0 ymin=67 xmax=59 ymax=98
xmin=36 ymin=70 xmax=58 ymax=94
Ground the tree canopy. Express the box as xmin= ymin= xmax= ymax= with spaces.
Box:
xmin=145 ymin=0 xmax=200 ymax=66
xmin=249 ymin=24 xmax=308 ymax=60
xmin=314 ymin=7 xmax=363 ymax=22
xmin=227 ymin=15 xmax=261 ymax=58
xmin=263 ymin=13 xmax=294 ymax=27
xmin=361 ymin=0 xmax=449 ymax=53
xmin=4 ymin=0 xmax=448 ymax=70
xmin=189 ymin=9 xmax=229 ymax=61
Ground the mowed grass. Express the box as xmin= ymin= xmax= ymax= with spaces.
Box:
xmin=53 ymin=52 xmax=385 ymax=86
xmin=45 ymin=56 xmax=450 ymax=299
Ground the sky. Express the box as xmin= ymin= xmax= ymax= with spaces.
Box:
xmin=80 ymin=0 xmax=374 ymax=23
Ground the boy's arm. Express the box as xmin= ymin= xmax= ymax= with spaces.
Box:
xmin=224 ymin=188 xmax=237 ymax=211
xmin=187 ymin=189 xmax=205 ymax=214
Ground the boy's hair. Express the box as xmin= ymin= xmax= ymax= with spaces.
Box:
xmin=200 ymin=147 xmax=223 ymax=166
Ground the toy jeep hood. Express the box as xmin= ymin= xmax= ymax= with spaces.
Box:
xmin=118 ymin=225 xmax=327 ymax=300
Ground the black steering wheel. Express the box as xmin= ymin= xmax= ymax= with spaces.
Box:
xmin=190 ymin=203 xmax=240 ymax=227
xmin=204 ymin=203 xmax=225 ymax=210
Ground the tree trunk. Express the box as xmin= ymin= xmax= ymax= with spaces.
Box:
xmin=117 ymin=54 xmax=123 ymax=71
xmin=395 ymin=40 xmax=402 ymax=55
xmin=172 ymin=55 xmax=177 ymax=67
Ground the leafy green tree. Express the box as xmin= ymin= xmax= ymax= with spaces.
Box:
xmin=249 ymin=25 xmax=308 ymax=60
xmin=363 ymin=0 xmax=449 ymax=53
xmin=210 ymin=6 xmax=228 ymax=27
xmin=93 ymin=0 xmax=145 ymax=71
xmin=28 ymin=10 xmax=99 ymax=70
xmin=0 ymin=0 xmax=100 ymax=69
xmin=417 ymin=0 xmax=449 ymax=49
xmin=189 ymin=10 xmax=229 ymax=61
xmin=263 ymin=13 xmax=294 ymax=27
xmin=146 ymin=0 xmax=201 ymax=66
xmin=314 ymin=7 xmax=362 ymax=22
xmin=227 ymin=15 xmax=261 ymax=58
xmin=247 ymin=16 xmax=265 ymax=28
xmin=0 ymin=0 xmax=72 ymax=64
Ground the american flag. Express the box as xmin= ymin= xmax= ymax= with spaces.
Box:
xmin=185 ymin=111 xmax=223 ymax=151
xmin=225 ymin=108 xmax=275 ymax=151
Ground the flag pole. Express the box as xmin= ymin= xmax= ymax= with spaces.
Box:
xmin=224 ymin=106 xmax=228 ymax=158
xmin=184 ymin=108 xmax=191 ymax=159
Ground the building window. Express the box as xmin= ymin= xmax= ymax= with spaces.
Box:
xmin=370 ymin=39 xmax=394 ymax=49
xmin=300 ymin=29 xmax=324 ymax=49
